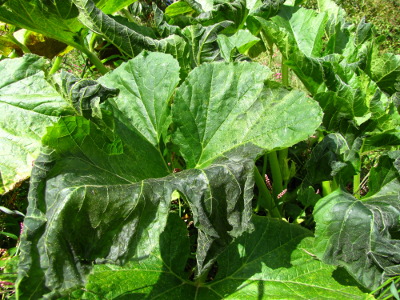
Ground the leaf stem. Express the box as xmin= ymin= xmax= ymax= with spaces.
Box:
xmin=353 ymin=173 xmax=361 ymax=199
xmin=278 ymin=148 xmax=289 ymax=188
xmin=322 ymin=181 xmax=332 ymax=197
xmin=120 ymin=8 xmax=136 ymax=23
xmin=48 ymin=56 xmax=63 ymax=76
xmin=75 ymin=34 xmax=108 ymax=75
xmin=281 ymin=56 xmax=289 ymax=86
xmin=80 ymin=46 xmax=109 ymax=75
xmin=353 ymin=142 xmax=364 ymax=199
xmin=254 ymin=167 xmax=281 ymax=218
xmin=268 ymin=151 xmax=284 ymax=200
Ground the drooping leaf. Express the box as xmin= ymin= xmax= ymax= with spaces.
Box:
xmin=196 ymin=0 xmax=248 ymax=31
xmin=260 ymin=6 xmax=397 ymax=136
xmin=0 ymin=0 xmax=136 ymax=51
xmin=172 ymin=61 xmax=323 ymax=168
xmin=314 ymin=152 xmax=400 ymax=290
xmin=195 ymin=0 xmax=214 ymax=12
xmin=0 ymin=55 xmax=72 ymax=194
xmin=79 ymin=216 xmax=371 ymax=299
xmin=72 ymin=0 xmax=189 ymax=70
xmin=249 ymin=0 xmax=285 ymax=18
xmin=61 ymin=71 xmax=119 ymax=120
xmin=182 ymin=21 xmax=233 ymax=67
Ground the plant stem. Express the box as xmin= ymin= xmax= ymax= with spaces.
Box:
xmin=80 ymin=46 xmax=109 ymax=75
xmin=278 ymin=148 xmax=289 ymax=188
xmin=254 ymin=167 xmax=281 ymax=218
xmin=353 ymin=142 xmax=364 ymax=199
xmin=322 ymin=181 xmax=332 ymax=197
xmin=281 ymin=56 xmax=289 ymax=86
xmin=268 ymin=151 xmax=284 ymax=200
xmin=75 ymin=34 xmax=109 ymax=75
xmin=9 ymin=50 xmax=19 ymax=58
xmin=120 ymin=8 xmax=136 ymax=23
xmin=48 ymin=56 xmax=63 ymax=76
xmin=88 ymin=33 xmax=98 ymax=53
xmin=255 ymin=155 xmax=269 ymax=213
xmin=353 ymin=173 xmax=361 ymax=199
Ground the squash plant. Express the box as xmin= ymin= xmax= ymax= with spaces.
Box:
xmin=0 ymin=0 xmax=399 ymax=299
xmin=3 ymin=51 xmax=371 ymax=299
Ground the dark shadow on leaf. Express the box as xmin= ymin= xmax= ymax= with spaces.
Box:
xmin=332 ymin=268 xmax=370 ymax=293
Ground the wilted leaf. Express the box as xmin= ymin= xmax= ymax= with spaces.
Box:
xmin=314 ymin=153 xmax=400 ymax=289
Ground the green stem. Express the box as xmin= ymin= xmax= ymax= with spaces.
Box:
xmin=254 ymin=167 xmax=281 ymax=218
xmin=278 ymin=148 xmax=289 ymax=188
xmin=48 ymin=56 xmax=63 ymax=76
xmin=237 ymin=8 xmax=249 ymax=31
xmin=262 ymin=154 xmax=268 ymax=178
xmin=281 ymin=56 xmax=289 ymax=86
xmin=88 ymin=33 xmax=98 ymax=53
xmin=255 ymin=155 xmax=269 ymax=213
xmin=8 ymin=50 xmax=19 ymax=58
xmin=322 ymin=181 xmax=332 ymax=197
xmin=73 ymin=32 xmax=108 ymax=75
xmin=353 ymin=141 xmax=364 ymax=199
xmin=80 ymin=45 xmax=108 ymax=75
xmin=260 ymin=30 xmax=274 ymax=60
xmin=121 ymin=8 xmax=136 ymax=23
xmin=268 ymin=151 xmax=284 ymax=200
xmin=353 ymin=173 xmax=361 ymax=199
xmin=194 ymin=266 xmax=211 ymax=287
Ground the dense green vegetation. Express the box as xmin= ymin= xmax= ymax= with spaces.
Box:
xmin=0 ymin=0 xmax=399 ymax=299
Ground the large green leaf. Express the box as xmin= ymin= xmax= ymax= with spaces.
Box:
xmin=268 ymin=6 xmax=328 ymax=57
xmin=98 ymin=52 xmax=180 ymax=146
xmin=15 ymin=53 xmax=325 ymax=298
xmin=16 ymin=115 xmax=257 ymax=298
xmin=314 ymin=152 xmax=400 ymax=290
xmin=12 ymin=54 xmax=246 ymax=297
xmin=0 ymin=55 xmax=72 ymax=194
xmin=172 ymin=61 xmax=323 ymax=168
xmin=0 ymin=0 xmax=136 ymax=51
xmin=78 ymin=216 xmax=371 ymax=299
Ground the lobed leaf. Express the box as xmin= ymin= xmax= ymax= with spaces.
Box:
xmin=172 ymin=61 xmax=323 ymax=168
